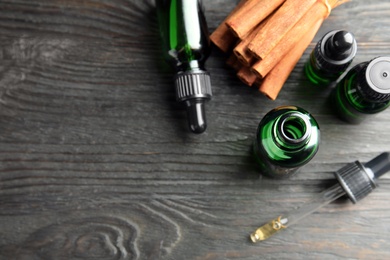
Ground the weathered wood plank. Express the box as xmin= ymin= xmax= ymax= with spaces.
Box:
xmin=0 ymin=0 xmax=390 ymax=259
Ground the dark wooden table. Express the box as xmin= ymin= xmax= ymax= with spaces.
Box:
xmin=1 ymin=1 xmax=389 ymax=259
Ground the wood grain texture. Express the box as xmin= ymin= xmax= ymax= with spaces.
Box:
xmin=0 ymin=0 xmax=390 ymax=259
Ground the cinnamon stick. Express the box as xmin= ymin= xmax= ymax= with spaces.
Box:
xmin=226 ymin=0 xmax=285 ymax=39
xmin=233 ymin=13 xmax=273 ymax=66
xmin=226 ymin=54 xmax=241 ymax=71
xmin=248 ymin=0 xmax=317 ymax=60
xmin=251 ymin=2 xmax=324 ymax=78
xmin=227 ymin=54 xmax=258 ymax=86
xmin=258 ymin=5 xmax=328 ymax=100
xmin=210 ymin=0 xmax=247 ymax=52
xmin=237 ymin=66 xmax=257 ymax=86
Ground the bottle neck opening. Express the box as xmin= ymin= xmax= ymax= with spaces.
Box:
xmin=275 ymin=113 xmax=311 ymax=149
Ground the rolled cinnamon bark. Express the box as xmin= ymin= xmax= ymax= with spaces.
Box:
xmin=210 ymin=0 xmax=247 ymax=52
xmin=233 ymin=13 xmax=274 ymax=66
xmin=251 ymin=1 xmax=327 ymax=78
xmin=226 ymin=54 xmax=241 ymax=71
xmin=247 ymin=0 xmax=317 ymax=60
xmin=226 ymin=0 xmax=285 ymax=39
xmin=237 ymin=66 xmax=258 ymax=86
xmin=258 ymin=7 xmax=327 ymax=100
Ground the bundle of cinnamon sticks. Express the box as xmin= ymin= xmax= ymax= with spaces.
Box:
xmin=211 ymin=0 xmax=350 ymax=100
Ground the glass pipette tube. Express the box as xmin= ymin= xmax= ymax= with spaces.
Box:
xmin=250 ymin=184 xmax=345 ymax=242
xmin=250 ymin=152 xmax=390 ymax=243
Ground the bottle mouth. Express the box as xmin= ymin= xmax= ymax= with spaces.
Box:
xmin=277 ymin=112 xmax=311 ymax=146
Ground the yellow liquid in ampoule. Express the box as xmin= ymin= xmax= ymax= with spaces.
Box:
xmin=250 ymin=216 xmax=287 ymax=243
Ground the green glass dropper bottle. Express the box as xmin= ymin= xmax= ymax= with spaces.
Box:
xmin=305 ymin=30 xmax=357 ymax=86
xmin=332 ymin=56 xmax=390 ymax=124
xmin=156 ymin=0 xmax=212 ymax=133
xmin=253 ymin=106 xmax=320 ymax=178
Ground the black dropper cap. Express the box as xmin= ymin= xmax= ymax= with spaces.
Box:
xmin=358 ymin=57 xmax=390 ymax=102
xmin=175 ymin=71 xmax=212 ymax=134
xmin=325 ymin=31 xmax=355 ymax=60
xmin=334 ymin=152 xmax=390 ymax=203
xmin=315 ymin=30 xmax=357 ymax=73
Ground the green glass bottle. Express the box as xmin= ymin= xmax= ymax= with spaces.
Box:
xmin=156 ymin=0 xmax=212 ymax=133
xmin=332 ymin=56 xmax=390 ymax=124
xmin=305 ymin=30 xmax=357 ymax=86
xmin=253 ymin=106 xmax=320 ymax=178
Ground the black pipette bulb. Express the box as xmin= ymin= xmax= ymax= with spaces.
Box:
xmin=184 ymin=98 xmax=207 ymax=133
xmin=365 ymin=152 xmax=390 ymax=179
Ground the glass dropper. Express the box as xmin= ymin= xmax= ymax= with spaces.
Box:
xmin=250 ymin=152 xmax=390 ymax=243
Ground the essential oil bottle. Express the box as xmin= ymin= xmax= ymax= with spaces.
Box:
xmin=156 ymin=0 xmax=212 ymax=133
xmin=332 ymin=56 xmax=390 ymax=124
xmin=253 ymin=106 xmax=320 ymax=178
xmin=305 ymin=30 xmax=357 ymax=86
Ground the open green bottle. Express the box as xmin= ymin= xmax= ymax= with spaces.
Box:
xmin=156 ymin=0 xmax=212 ymax=133
xmin=253 ymin=106 xmax=320 ymax=178
xmin=332 ymin=56 xmax=390 ymax=124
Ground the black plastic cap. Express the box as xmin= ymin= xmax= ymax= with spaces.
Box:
xmin=364 ymin=152 xmax=390 ymax=179
xmin=334 ymin=161 xmax=376 ymax=203
xmin=175 ymin=71 xmax=212 ymax=134
xmin=314 ymin=30 xmax=357 ymax=73
xmin=334 ymin=153 xmax=390 ymax=203
xmin=360 ymin=57 xmax=390 ymax=102
xmin=326 ymin=31 xmax=355 ymax=60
